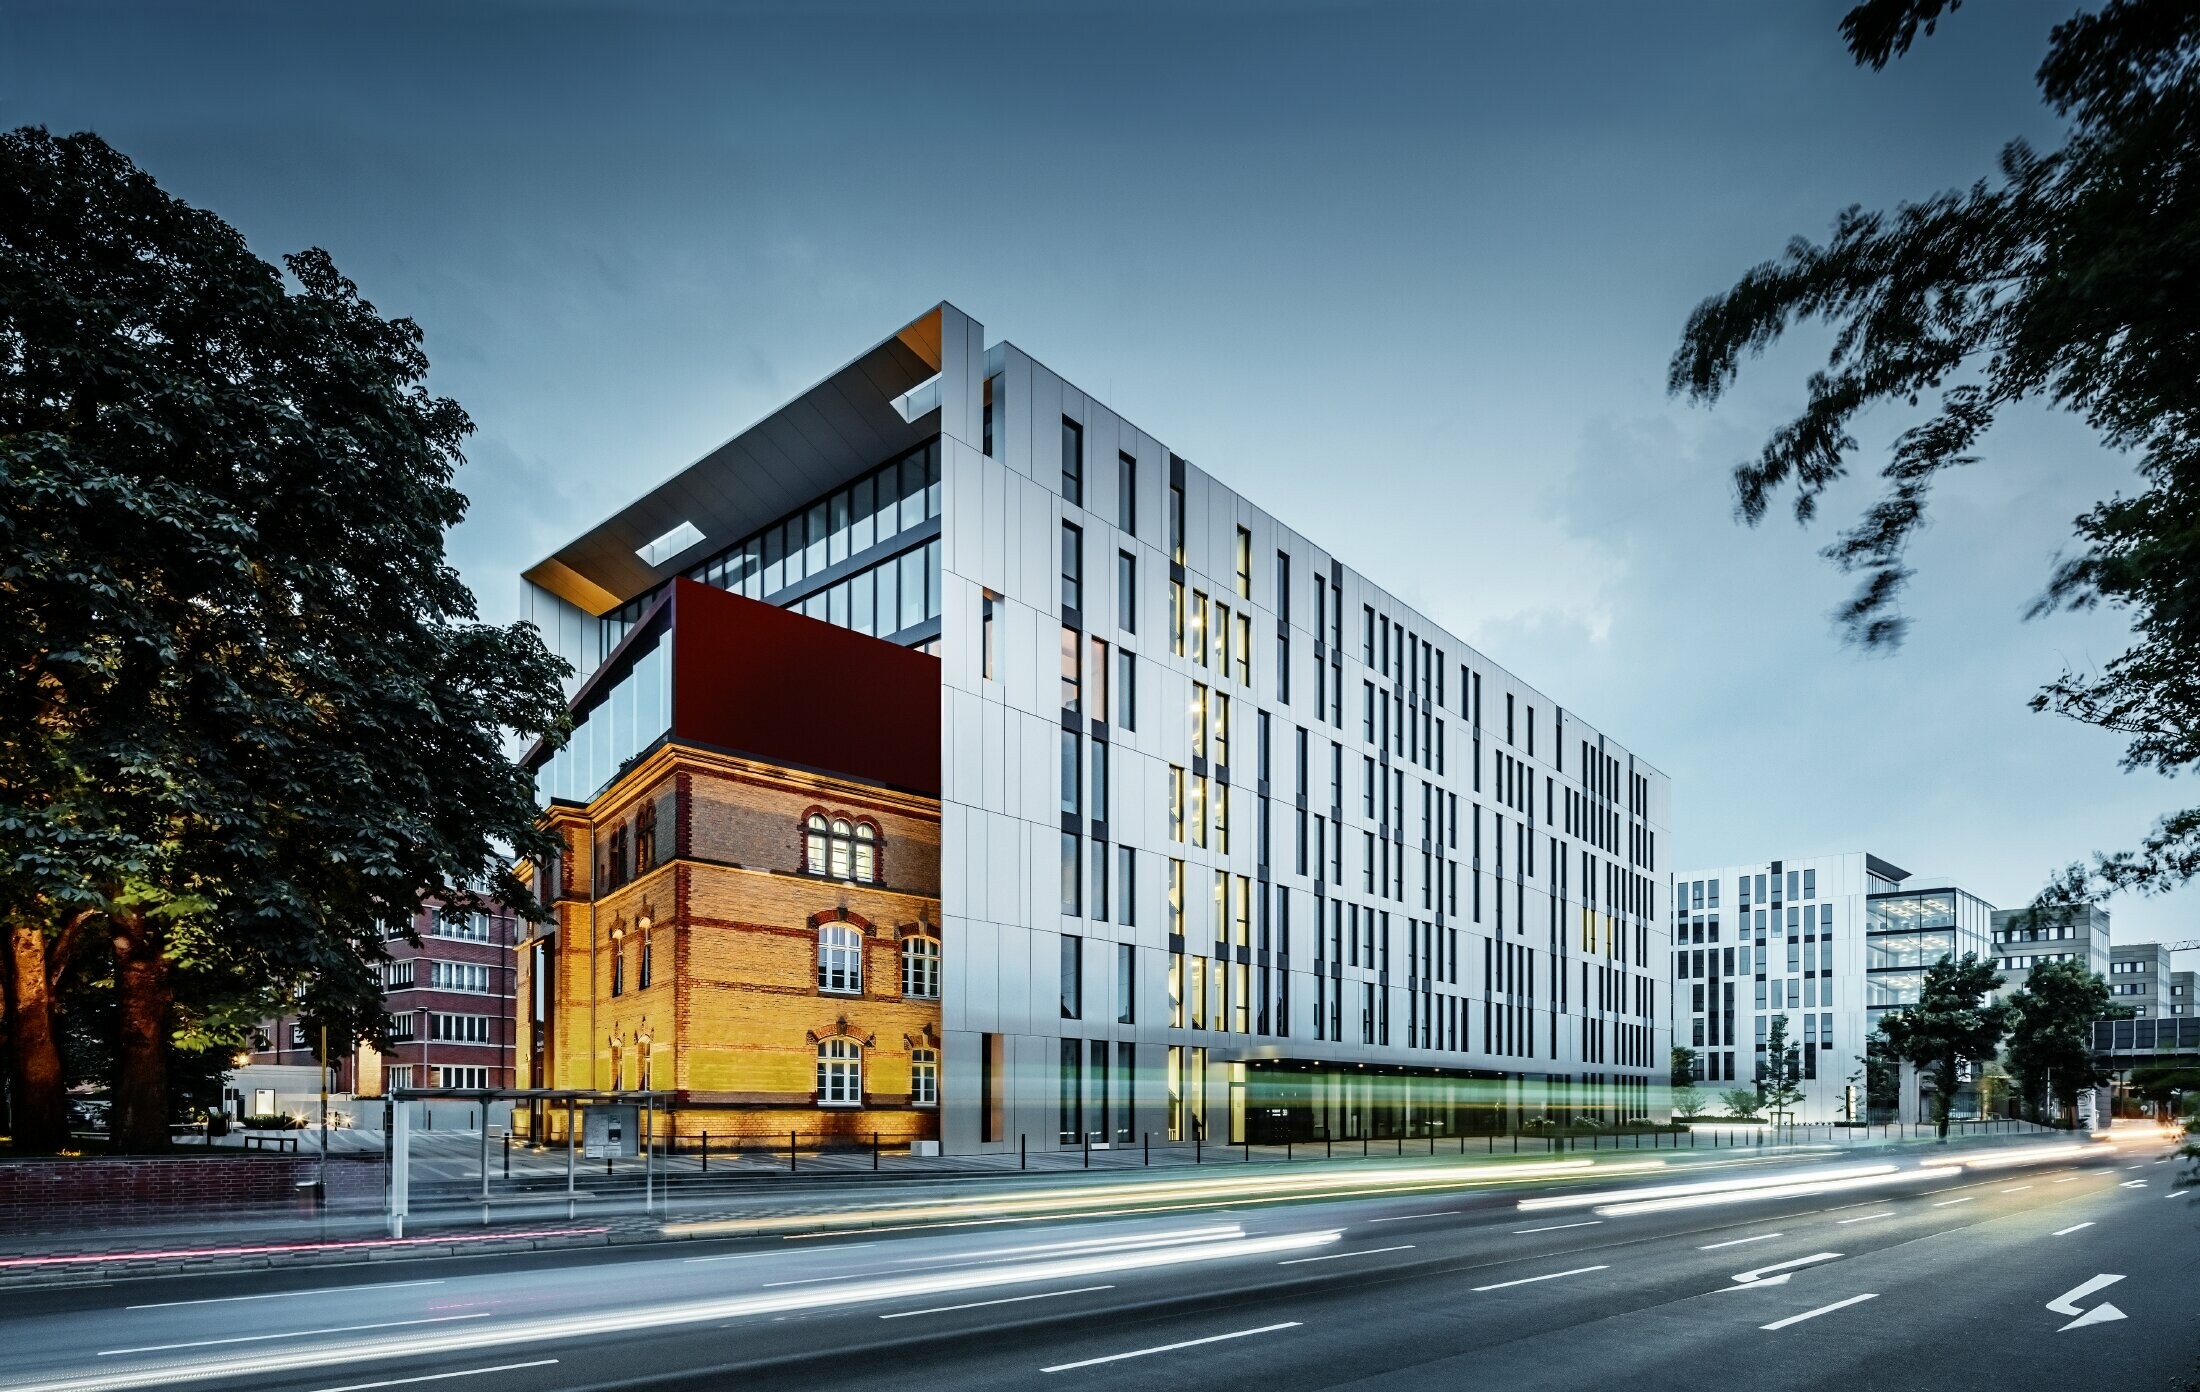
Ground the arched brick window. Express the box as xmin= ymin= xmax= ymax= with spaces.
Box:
xmin=901 ymin=936 xmax=940 ymax=1000
xmin=817 ymin=1037 xmax=863 ymax=1106
xmin=818 ymin=923 xmax=863 ymax=995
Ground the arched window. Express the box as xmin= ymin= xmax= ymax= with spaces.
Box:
xmin=853 ymin=824 xmax=877 ymax=883
xmin=902 ymin=936 xmax=940 ymax=999
xmin=910 ymin=1048 xmax=938 ymax=1107
xmin=829 ymin=818 xmax=854 ymax=879
xmin=818 ymin=923 xmax=863 ymax=994
xmin=611 ymin=944 xmax=626 ymax=997
xmin=805 ymin=814 xmax=831 ymax=874
xmin=638 ymin=936 xmax=653 ymax=990
xmin=817 ymin=1037 xmax=863 ymax=1106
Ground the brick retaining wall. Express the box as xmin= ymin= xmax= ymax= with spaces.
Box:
xmin=0 ymin=1154 xmax=383 ymax=1229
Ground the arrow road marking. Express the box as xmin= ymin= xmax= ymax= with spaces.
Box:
xmin=1719 ymin=1252 xmax=1841 ymax=1291
xmin=2047 ymin=1274 xmax=2126 ymax=1332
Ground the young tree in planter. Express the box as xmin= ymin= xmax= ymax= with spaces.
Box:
xmin=1670 ymin=1045 xmax=1707 ymax=1120
xmin=2005 ymin=956 xmax=2114 ymax=1127
xmin=1 ymin=127 xmax=569 ymax=1150
xmin=1760 ymin=1015 xmax=1806 ymax=1125
xmin=1878 ymin=953 xmax=2012 ymax=1141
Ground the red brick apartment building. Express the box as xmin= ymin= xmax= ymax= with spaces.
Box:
xmin=231 ymin=898 xmax=521 ymax=1121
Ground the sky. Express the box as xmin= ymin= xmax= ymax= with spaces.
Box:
xmin=7 ymin=0 xmax=2194 ymax=950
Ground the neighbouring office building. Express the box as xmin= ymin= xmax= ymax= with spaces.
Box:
xmin=1989 ymin=902 xmax=2111 ymax=986
xmin=1670 ymin=853 xmax=1998 ymax=1124
xmin=2109 ymin=942 xmax=2178 ymax=1017
xmin=518 ymin=304 xmax=1672 ymax=1154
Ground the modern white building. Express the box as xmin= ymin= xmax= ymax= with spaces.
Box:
xmin=1671 ymin=853 xmax=2000 ymax=1123
xmin=521 ymin=304 xmax=1673 ymax=1152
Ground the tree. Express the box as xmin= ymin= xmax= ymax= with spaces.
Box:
xmin=1 ymin=127 xmax=569 ymax=1149
xmin=2005 ymin=956 xmax=2115 ymax=1126
xmin=1670 ymin=1045 xmax=1707 ymax=1120
xmin=1670 ymin=1 xmax=2200 ymax=906
xmin=1878 ymin=953 xmax=2012 ymax=1140
xmin=1759 ymin=1015 xmax=1806 ymax=1125
xmin=1856 ymin=1026 xmax=1901 ymax=1121
xmin=1719 ymin=1087 xmax=1765 ymax=1122
xmin=2128 ymin=1061 xmax=2200 ymax=1118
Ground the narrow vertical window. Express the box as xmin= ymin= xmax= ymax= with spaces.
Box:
xmin=1169 ymin=482 xmax=1186 ymax=565
xmin=1061 ymin=417 xmax=1083 ymax=505
xmin=1060 ymin=625 xmax=1081 ymax=713
xmin=1060 ymin=932 xmax=1083 ymax=1019
xmin=1061 ymin=522 xmax=1082 ymax=614
xmin=1116 ymin=942 xmax=1136 ymax=1023
xmin=1118 ymin=451 xmax=1137 ymax=535
xmin=1117 ymin=649 xmax=1137 ymax=731
xmin=981 ymin=592 xmax=997 ymax=680
xmin=1234 ymin=526 xmax=1252 ymax=599
xmin=1117 ymin=845 xmax=1136 ymax=926
xmin=1060 ymin=832 xmax=1081 ymax=915
xmin=1116 ymin=551 xmax=1136 ymax=634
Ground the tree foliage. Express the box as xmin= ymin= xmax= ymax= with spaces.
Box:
xmin=1877 ymin=952 xmax=2011 ymax=1139
xmin=1671 ymin=0 xmax=2200 ymax=901
xmin=1 ymin=126 xmax=569 ymax=1149
xmin=1759 ymin=1015 xmax=1806 ymax=1124
xmin=2003 ymin=957 xmax=2115 ymax=1125
xmin=1670 ymin=1045 xmax=1707 ymax=1120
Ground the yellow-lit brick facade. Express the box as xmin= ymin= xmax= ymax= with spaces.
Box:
xmin=516 ymin=742 xmax=942 ymax=1148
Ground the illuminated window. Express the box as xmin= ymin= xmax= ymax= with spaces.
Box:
xmin=911 ymin=1048 xmax=938 ymax=1106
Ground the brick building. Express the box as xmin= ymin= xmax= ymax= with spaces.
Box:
xmin=231 ymin=897 xmax=520 ymax=1123
xmin=515 ymin=581 xmax=944 ymax=1147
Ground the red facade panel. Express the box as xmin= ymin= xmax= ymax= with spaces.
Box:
xmin=669 ymin=578 xmax=940 ymax=797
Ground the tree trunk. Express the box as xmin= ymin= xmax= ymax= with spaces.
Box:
xmin=3 ymin=921 xmax=70 ymax=1152
xmin=110 ymin=909 xmax=173 ymax=1153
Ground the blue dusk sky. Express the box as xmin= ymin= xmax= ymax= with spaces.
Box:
xmin=7 ymin=1 xmax=2193 ymax=946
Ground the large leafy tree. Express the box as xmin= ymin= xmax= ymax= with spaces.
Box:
xmin=2003 ymin=956 xmax=2115 ymax=1126
xmin=1 ymin=127 xmax=569 ymax=1151
xmin=1878 ymin=952 xmax=2012 ymax=1140
xmin=1670 ymin=0 xmax=2200 ymax=903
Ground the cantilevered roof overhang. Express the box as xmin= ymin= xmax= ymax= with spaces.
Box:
xmin=523 ymin=303 xmax=952 ymax=616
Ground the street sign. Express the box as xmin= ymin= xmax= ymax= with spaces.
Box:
xmin=583 ymin=1104 xmax=640 ymax=1159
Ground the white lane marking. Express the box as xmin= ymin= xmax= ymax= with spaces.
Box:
xmin=1368 ymin=1210 xmax=1463 ymax=1223
xmin=2169 ymin=1190 xmax=2189 ymax=1199
xmin=1041 ymin=1321 xmax=1302 ymax=1372
xmin=683 ymin=1252 xmax=779 ymax=1264
xmin=1999 ymin=1186 xmax=2033 ymax=1193
xmin=1512 ymin=1221 xmax=1602 ymax=1235
xmin=2126 ymin=1165 xmax=2146 ymax=1171
xmin=2052 ymin=1223 xmax=2095 ymax=1236
xmin=311 ymin=1363 xmax=559 ymax=1392
xmin=762 ymin=1273 xmax=868 ymax=1287
xmin=100 ymin=1313 xmax=491 ymax=1357
xmin=1761 ymin=1293 xmax=1877 ymax=1331
xmin=2119 ymin=1180 xmax=2148 ymax=1189
xmin=1719 ymin=1253 xmax=1840 ymax=1290
xmin=1471 ymin=1265 xmax=1608 ymax=1292
xmin=1836 ymin=1212 xmax=1894 ymax=1225
xmin=1278 ymin=1244 xmax=1415 ymax=1266
xmin=1933 ymin=1197 xmax=1976 ymax=1208
xmin=881 ymin=1285 xmax=1114 ymax=1319
xmin=128 ymin=1279 xmax=445 ymax=1310
xmin=2052 ymin=1177 xmax=2081 ymax=1184
xmin=1699 ymin=1232 xmax=1784 ymax=1251
xmin=2047 ymin=1273 xmax=2126 ymax=1331
xmin=2155 ymin=1158 xmax=2171 ymax=1165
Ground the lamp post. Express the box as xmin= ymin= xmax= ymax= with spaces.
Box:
xmin=318 ymin=1021 xmax=329 ymax=1205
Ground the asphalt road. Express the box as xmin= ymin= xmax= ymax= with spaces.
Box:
xmin=3 ymin=1134 xmax=2192 ymax=1392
